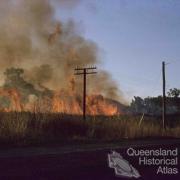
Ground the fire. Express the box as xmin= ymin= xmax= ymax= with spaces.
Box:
xmin=51 ymin=90 xmax=82 ymax=114
xmin=87 ymin=95 xmax=119 ymax=116
xmin=0 ymin=0 xmax=123 ymax=116
xmin=0 ymin=88 xmax=23 ymax=112
xmin=0 ymin=69 xmax=122 ymax=115
xmin=0 ymin=88 xmax=122 ymax=115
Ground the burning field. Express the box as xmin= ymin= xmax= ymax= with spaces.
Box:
xmin=1 ymin=0 xmax=179 ymax=147
xmin=0 ymin=67 xmax=125 ymax=115
xmin=0 ymin=0 xmax=125 ymax=115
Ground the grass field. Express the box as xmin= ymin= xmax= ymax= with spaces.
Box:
xmin=0 ymin=112 xmax=179 ymax=146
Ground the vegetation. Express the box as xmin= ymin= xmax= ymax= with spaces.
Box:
xmin=130 ymin=90 xmax=180 ymax=115
xmin=0 ymin=71 xmax=180 ymax=147
xmin=0 ymin=112 xmax=179 ymax=147
xmin=167 ymin=88 xmax=180 ymax=98
xmin=3 ymin=67 xmax=52 ymax=104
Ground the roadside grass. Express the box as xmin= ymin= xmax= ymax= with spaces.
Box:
xmin=0 ymin=112 xmax=179 ymax=146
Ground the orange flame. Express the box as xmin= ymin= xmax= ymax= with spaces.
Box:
xmin=0 ymin=88 xmax=122 ymax=115
xmin=0 ymin=88 xmax=23 ymax=112
xmin=87 ymin=95 xmax=119 ymax=116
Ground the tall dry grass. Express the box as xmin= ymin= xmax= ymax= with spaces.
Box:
xmin=0 ymin=112 xmax=179 ymax=146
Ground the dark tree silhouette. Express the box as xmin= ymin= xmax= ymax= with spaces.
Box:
xmin=167 ymin=88 xmax=180 ymax=98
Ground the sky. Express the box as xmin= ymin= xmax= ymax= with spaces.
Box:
xmin=55 ymin=0 xmax=180 ymax=102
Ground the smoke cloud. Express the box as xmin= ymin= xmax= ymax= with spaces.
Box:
xmin=0 ymin=0 xmax=124 ymax=102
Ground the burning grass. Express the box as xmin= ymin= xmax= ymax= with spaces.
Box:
xmin=0 ymin=112 xmax=179 ymax=147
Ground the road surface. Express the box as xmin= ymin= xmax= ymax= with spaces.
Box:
xmin=0 ymin=139 xmax=179 ymax=180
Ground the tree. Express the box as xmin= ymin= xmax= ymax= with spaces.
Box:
xmin=3 ymin=68 xmax=40 ymax=102
xmin=130 ymin=96 xmax=145 ymax=114
xmin=167 ymin=88 xmax=180 ymax=98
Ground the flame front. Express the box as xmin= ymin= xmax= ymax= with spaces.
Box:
xmin=0 ymin=88 xmax=122 ymax=116
xmin=0 ymin=88 xmax=23 ymax=112
xmin=51 ymin=90 xmax=82 ymax=114
xmin=87 ymin=95 xmax=119 ymax=116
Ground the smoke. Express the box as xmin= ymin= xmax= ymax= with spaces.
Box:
xmin=0 ymin=0 xmax=124 ymax=102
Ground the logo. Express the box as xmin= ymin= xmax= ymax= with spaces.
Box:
xmin=108 ymin=151 xmax=141 ymax=178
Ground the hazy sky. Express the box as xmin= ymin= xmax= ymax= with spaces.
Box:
xmin=55 ymin=0 xmax=180 ymax=102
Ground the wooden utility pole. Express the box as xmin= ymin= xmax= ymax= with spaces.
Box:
xmin=162 ymin=61 xmax=166 ymax=130
xmin=75 ymin=67 xmax=97 ymax=120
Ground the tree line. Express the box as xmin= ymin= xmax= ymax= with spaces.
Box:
xmin=130 ymin=88 xmax=180 ymax=115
